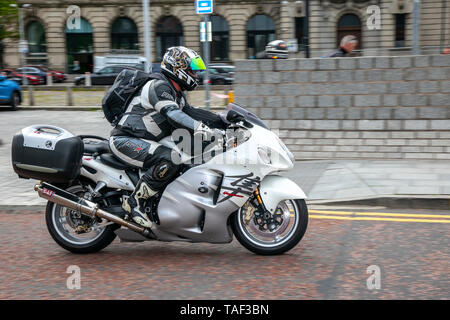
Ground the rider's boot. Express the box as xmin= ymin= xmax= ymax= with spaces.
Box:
xmin=122 ymin=178 xmax=157 ymax=228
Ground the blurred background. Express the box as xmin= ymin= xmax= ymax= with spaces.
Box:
xmin=0 ymin=0 xmax=449 ymax=75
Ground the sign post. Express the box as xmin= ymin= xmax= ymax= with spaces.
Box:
xmin=18 ymin=7 xmax=28 ymax=86
xmin=142 ymin=0 xmax=152 ymax=73
xmin=196 ymin=0 xmax=213 ymax=110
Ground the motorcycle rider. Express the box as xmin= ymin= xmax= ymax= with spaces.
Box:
xmin=109 ymin=46 xmax=226 ymax=228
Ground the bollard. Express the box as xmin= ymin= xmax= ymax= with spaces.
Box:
xmin=85 ymin=72 xmax=91 ymax=87
xmin=227 ymin=90 xmax=234 ymax=104
xmin=66 ymin=87 xmax=73 ymax=106
xmin=28 ymin=86 xmax=34 ymax=106
xmin=224 ymin=87 xmax=230 ymax=106
xmin=46 ymin=72 xmax=53 ymax=86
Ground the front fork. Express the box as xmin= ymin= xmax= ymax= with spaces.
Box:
xmin=250 ymin=187 xmax=270 ymax=217
xmin=254 ymin=188 xmax=264 ymax=208
xmin=250 ymin=188 xmax=283 ymax=231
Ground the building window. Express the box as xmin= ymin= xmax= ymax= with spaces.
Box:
xmin=210 ymin=15 xmax=229 ymax=61
xmin=337 ymin=13 xmax=362 ymax=51
xmin=26 ymin=21 xmax=46 ymax=53
xmin=395 ymin=14 xmax=406 ymax=47
xmin=295 ymin=17 xmax=306 ymax=51
xmin=65 ymin=18 xmax=94 ymax=74
xmin=246 ymin=14 xmax=276 ymax=59
xmin=155 ymin=16 xmax=184 ymax=61
xmin=111 ymin=17 xmax=139 ymax=51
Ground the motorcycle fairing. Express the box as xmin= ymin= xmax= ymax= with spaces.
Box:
xmin=154 ymin=167 xmax=245 ymax=243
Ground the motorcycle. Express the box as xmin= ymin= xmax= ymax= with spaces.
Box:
xmin=11 ymin=104 xmax=308 ymax=255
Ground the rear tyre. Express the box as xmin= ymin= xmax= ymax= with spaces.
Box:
xmin=9 ymin=91 xmax=20 ymax=110
xmin=45 ymin=184 xmax=119 ymax=254
xmin=231 ymin=199 xmax=308 ymax=255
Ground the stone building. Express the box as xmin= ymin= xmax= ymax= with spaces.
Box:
xmin=3 ymin=0 xmax=449 ymax=73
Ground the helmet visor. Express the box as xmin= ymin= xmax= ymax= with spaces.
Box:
xmin=190 ymin=56 xmax=206 ymax=71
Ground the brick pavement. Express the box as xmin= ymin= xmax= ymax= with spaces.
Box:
xmin=0 ymin=209 xmax=448 ymax=299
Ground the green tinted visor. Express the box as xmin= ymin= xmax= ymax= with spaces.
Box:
xmin=190 ymin=56 xmax=206 ymax=71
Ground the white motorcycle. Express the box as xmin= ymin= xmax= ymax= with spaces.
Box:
xmin=12 ymin=104 xmax=308 ymax=255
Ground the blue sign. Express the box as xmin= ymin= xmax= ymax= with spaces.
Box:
xmin=196 ymin=0 xmax=213 ymax=14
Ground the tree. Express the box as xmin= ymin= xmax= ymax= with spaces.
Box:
xmin=0 ymin=0 xmax=19 ymax=68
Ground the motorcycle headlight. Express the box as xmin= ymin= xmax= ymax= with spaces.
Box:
xmin=258 ymin=147 xmax=271 ymax=164
xmin=274 ymin=135 xmax=294 ymax=162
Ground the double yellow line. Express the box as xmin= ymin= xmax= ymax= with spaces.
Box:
xmin=307 ymin=209 xmax=450 ymax=224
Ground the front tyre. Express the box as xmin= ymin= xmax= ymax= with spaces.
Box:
xmin=45 ymin=184 xmax=118 ymax=254
xmin=231 ymin=199 xmax=308 ymax=255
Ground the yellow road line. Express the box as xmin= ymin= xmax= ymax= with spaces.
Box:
xmin=309 ymin=209 xmax=450 ymax=219
xmin=309 ymin=214 xmax=450 ymax=224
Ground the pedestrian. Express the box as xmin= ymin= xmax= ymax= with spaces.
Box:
xmin=324 ymin=35 xmax=358 ymax=58
xmin=72 ymin=60 xmax=80 ymax=73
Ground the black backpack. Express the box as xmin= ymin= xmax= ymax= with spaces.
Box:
xmin=102 ymin=69 xmax=164 ymax=125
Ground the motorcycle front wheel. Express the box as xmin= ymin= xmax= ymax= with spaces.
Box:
xmin=231 ymin=199 xmax=308 ymax=255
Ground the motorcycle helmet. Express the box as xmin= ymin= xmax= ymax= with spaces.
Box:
xmin=161 ymin=46 xmax=206 ymax=91
xmin=265 ymin=40 xmax=289 ymax=59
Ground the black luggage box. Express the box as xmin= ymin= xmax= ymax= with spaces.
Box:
xmin=12 ymin=125 xmax=83 ymax=183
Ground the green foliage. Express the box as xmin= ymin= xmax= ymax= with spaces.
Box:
xmin=0 ymin=0 xmax=19 ymax=41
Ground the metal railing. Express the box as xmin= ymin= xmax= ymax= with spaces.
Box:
xmin=20 ymin=85 xmax=233 ymax=107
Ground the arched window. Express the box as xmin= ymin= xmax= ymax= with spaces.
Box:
xmin=65 ymin=18 xmax=94 ymax=73
xmin=337 ymin=13 xmax=362 ymax=50
xmin=111 ymin=17 xmax=139 ymax=51
xmin=155 ymin=16 xmax=184 ymax=61
xmin=26 ymin=21 xmax=46 ymax=53
xmin=247 ymin=14 xmax=276 ymax=59
xmin=210 ymin=15 xmax=229 ymax=61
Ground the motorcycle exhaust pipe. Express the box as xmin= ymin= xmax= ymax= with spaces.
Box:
xmin=34 ymin=182 xmax=153 ymax=238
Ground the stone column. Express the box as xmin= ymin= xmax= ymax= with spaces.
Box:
xmin=44 ymin=8 xmax=67 ymax=71
xmin=225 ymin=7 xmax=249 ymax=61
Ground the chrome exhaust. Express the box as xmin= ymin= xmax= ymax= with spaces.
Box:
xmin=34 ymin=182 xmax=153 ymax=238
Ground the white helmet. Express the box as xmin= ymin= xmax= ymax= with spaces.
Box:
xmin=161 ymin=46 xmax=206 ymax=91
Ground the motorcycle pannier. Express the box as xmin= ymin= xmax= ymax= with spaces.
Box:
xmin=12 ymin=125 xmax=83 ymax=183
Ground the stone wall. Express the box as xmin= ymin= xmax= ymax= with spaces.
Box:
xmin=233 ymin=54 xmax=450 ymax=160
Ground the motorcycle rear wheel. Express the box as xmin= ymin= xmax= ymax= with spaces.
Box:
xmin=45 ymin=184 xmax=119 ymax=254
xmin=231 ymin=199 xmax=308 ymax=255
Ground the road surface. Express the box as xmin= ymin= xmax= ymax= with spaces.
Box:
xmin=0 ymin=205 xmax=448 ymax=299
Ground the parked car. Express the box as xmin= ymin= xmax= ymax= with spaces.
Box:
xmin=198 ymin=64 xmax=235 ymax=85
xmin=16 ymin=67 xmax=48 ymax=84
xmin=25 ymin=65 xmax=67 ymax=83
xmin=0 ymin=74 xmax=22 ymax=110
xmin=1 ymin=68 xmax=44 ymax=85
xmin=75 ymin=65 xmax=141 ymax=86
xmin=151 ymin=63 xmax=161 ymax=73
xmin=94 ymin=55 xmax=147 ymax=73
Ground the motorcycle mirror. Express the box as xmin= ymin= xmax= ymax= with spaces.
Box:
xmin=226 ymin=110 xmax=245 ymax=123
